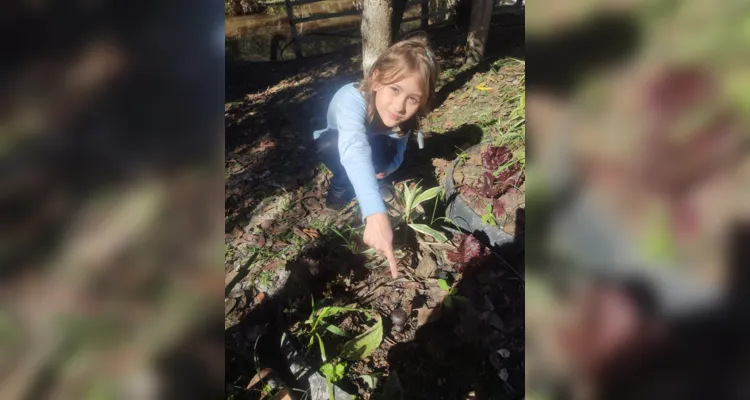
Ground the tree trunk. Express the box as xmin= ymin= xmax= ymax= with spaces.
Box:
xmin=465 ymin=0 xmax=494 ymax=65
xmin=362 ymin=0 xmax=393 ymax=77
xmin=390 ymin=0 xmax=408 ymax=41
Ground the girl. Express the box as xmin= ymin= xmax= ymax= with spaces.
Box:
xmin=313 ymin=36 xmax=439 ymax=278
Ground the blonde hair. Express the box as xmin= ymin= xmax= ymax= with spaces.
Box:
xmin=359 ymin=35 xmax=440 ymax=136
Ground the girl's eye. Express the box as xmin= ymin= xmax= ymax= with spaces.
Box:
xmin=408 ymin=97 xmax=418 ymax=104
xmin=391 ymin=87 xmax=399 ymax=93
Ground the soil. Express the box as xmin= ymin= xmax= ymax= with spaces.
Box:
xmin=452 ymin=145 xmax=526 ymax=236
xmin=225 ymin=13 xmax=525 ymax=400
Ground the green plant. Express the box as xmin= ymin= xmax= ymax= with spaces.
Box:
xmin=392 ymin=181 xmax=448 ymax=243
xmin=299 ymin=298 xmax=383 ymax=399
xmin=481 ymin=204 xmax=498 ymax=227
xmin=455 ymin=147 xmax=470 ymax=164
xmin=437 ymin=279 xmax=468 ymax=308
xmin=320 ymin=361 xmax=347 ymax=399
xmin=330 ymin=224 xmax=366 ymax=254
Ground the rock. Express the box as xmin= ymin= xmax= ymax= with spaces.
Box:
xmin=390 ymin=308 xmax=407 ymax=333
xmin=498 ymin=349 xmax=510 ymax=359
xmin=414 ymin=253 xmax=438 ymax=278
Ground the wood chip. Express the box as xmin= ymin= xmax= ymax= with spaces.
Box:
xmin=260 ymin=219 xmax=273 ymax=230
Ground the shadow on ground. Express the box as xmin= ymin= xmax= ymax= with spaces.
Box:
xmin=385 ymin=209 xmax=525 ymax=399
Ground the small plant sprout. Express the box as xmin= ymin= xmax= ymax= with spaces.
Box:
xmin=481 ymin=204 xmax=498 ymax=227
xmin=320 ymin=361 xmax=347 ymax=400
xmin=437 ymin=278 xmax=468 ymax=308
xmin=299 ymin=297 xmax=383 ymax=399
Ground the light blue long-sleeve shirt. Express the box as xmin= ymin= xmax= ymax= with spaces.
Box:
xmin=313 ymin=83 xmax=409 ymax=219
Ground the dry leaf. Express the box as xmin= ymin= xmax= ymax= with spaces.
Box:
xmin=292 ymin=226 xmax=309 ymax=240
xmin=247 ymin=368 xmax=272 ymax=389
xmin=254 ymin=292 xmax=267 ymax=305
xmin=262 ymin=260 xmax=285 ymax=271
xmin=475 ymin=83 xmax=493 ymax=91
xmin=303 ymin=228 xmax=320 ymax=239
xmin=270 ymin=224 xmax=289 ymax=235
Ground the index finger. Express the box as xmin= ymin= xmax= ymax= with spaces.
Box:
xmin=384 ymin=246 xmax=399 ymax=278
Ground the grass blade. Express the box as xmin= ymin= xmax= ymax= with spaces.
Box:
xmin=408 ymin=223 xmax=448 ymax=243
xmin=315 ymin=332 xmax=327 ymax=362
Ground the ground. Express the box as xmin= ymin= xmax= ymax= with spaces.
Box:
xmin=226 ymin=17 xmax=524 ymax=400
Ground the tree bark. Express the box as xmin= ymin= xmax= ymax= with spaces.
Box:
xmin=362 ymin=0 xmax=393 ymax=77
xmin=465 ymin=0 xmax=494 ymax=65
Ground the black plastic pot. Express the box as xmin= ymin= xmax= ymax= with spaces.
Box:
xmin=444 ymin=144 xmax=522 ymax=253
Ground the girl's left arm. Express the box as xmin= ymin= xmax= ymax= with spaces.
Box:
xmin=384 ymin=133 xmax=410 ymax=176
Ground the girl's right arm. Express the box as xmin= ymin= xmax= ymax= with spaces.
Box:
xmin=335 ymin=100 xmax=387 ymax=221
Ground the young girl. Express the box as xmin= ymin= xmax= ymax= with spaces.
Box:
xmin=313 ymin=36 xmax=439 ymax=278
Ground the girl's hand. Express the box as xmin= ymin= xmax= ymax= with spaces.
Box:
xmin=376 ymin=172 xmax=386 ymax=179
xmin=363 ymin=212 xmax=399 ymax=278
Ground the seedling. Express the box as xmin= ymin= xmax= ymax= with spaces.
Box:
xmin=481 ymin=204 xmax=498 ymax=227
xmin=437 ymin=279 xmax=468 ymax=308
xmin=391 ymin=181 xmax=448 ymax=243
xmin=320 ymin=361 xmax=347 ymax=400
xmin=299 ymin=296 xmax=384 ymax=399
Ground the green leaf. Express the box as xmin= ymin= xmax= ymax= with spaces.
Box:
xmin=313 ymin=306 xmax=369 ymax=330
xmin=413 ymin=186 xmax=441 ymax=209
xmin=486 ymin=204 xmax=492 ymax=212
xmin=449 ymin=288 xmax=457 ymax=296
xmin=453 ymin=295 xmax=468 ymax=302
xmin=437 ymin=279 xmax=450 ymax=292
xmin=408 ymin=224 xmax=448 ymax=243
xmin=315 ymin=333 xmax=327 ymax=362
xmin=333 ymin=363 xmax=347 ymax=381
xmin=443 ymin=295 xmax=453 ymax=308
xmin=325 ymin=324 xmax=350 ymax=337
xmin=359 ymin=373 xmax=382 ymax=389
xmin=320 ymin=362 xmax=334 ymax=379
xmin=340 ymin=316 xmax=383 ymax=361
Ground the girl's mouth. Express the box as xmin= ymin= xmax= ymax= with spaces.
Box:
xmin=388 ymin=112 xmax=401 ymax=121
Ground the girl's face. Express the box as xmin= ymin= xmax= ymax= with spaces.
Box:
xmin=372 ymin=71 xmax=425 ymax=128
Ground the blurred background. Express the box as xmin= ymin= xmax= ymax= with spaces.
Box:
xmin=0 ymin=1 xmax=225 ymax=399
xmin=525 ymin=0 xmax=750 ymax=399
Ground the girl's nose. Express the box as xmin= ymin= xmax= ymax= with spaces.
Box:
xmin=395 ymin=97 xmax=407 ymax=113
